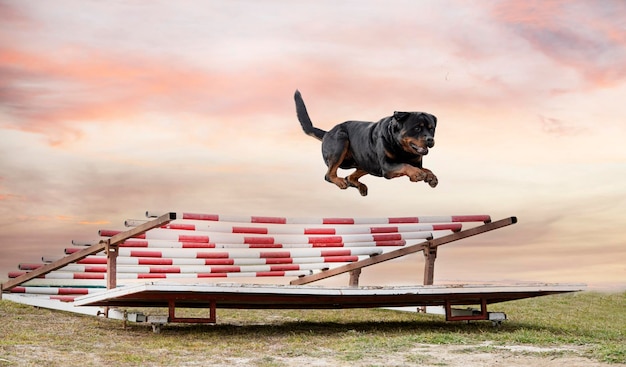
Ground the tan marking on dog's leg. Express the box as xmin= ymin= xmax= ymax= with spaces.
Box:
xmin=385 ymin=165 xmax=428 ymax=182
xmin=324 ymin=142 xmax=350 ymax=190
xmin=387 ymin=165 xmax=438 ymax=187
xmin=347 ymin=169 xmax=369 ymax=196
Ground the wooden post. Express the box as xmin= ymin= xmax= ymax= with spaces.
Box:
xmin=349 ymin=268 xmax=362 ymax=287
xmin=106 ymin=241 xmax=118 ymax=290
xmin=423 ymin=246 xmax=437 ymax=285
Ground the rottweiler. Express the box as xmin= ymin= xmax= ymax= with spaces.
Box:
xmin=294 ymin=90 xmax=438 ymax=196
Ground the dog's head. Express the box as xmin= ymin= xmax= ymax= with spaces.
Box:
xmin=392 ymin=111 xmax=437 ymax=156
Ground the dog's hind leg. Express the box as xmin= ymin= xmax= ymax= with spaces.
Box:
xmin=323 ymin=140 xmax=350 ymax=191
xmin=347 ymin=169 xmax=369 ymax=196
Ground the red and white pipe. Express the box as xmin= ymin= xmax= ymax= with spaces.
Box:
xmin=64 ymin=254 xmax=368 ymax=266
xmin=10 ymin=270 xmax=313 ymax=280
xmin=126 ymin=219 xmax=462 ymax=234
xmin=65 ymin=246 xmax=383 ymax=259
xmin=97 ymin=228 xmax=433 ymax=245
xmin=71 ymin=238 xmax=409 ymax=249
xmin=29 ymin=262 xmax=337 ymax=274
xmin=9 ymin=286 xmax=101 ymax=295
xmin=146 ymin=211 xmax=490 ymax=225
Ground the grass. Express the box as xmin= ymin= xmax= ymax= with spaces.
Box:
xmin=0 ymin=291 xmax=624 ymax=366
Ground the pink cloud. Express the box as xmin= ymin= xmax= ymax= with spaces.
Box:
xmin=1 ymin=44 xmax=447 ymax=147
xmin=538 ymin=115 xmax=585 ymax=136
xmin=0 ymin=2 xmax=36 ymax=30
xmin=4 ymin=1 xmax=585 ymax=152
xmin=491 ymin=1 xmax=626 ymax=88
xmin=0 ymin=35 xmax=309 ymax=144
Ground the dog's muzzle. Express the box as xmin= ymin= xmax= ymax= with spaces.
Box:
xmin=410 ymin=143 xmax=430 ymax=155
xmin=407 ymin=135 xmax=435 ymax=155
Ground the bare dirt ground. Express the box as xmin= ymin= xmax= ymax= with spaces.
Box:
xmin=389 ymin=343 xmax=620 ymax=367
xmin=3 ymin=342 xmax=620 ymax=367
xmin=220 ymin=344 xmax=624 ymax=367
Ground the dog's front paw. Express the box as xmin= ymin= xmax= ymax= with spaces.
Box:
xmin=425 ymin=173 xmax=438 ymax=188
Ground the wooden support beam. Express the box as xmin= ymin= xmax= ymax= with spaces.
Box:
xmin=290 ymin=217 xmax=517 ymax=286
xmin=445 ymin=297 xmax=488 ymax=321
xmin=1 ymin=212 xmax=176 ymax=292
xmin=107 ymin=244 xmax=119 ymax=290
xmin=107 ymin=212 xmax=176 ymax=247
xmin=2 ymin=240 xmax=108 ymax=292
xmin=423 ymin=246 xmax=438 ymax=286
xmin=349 ymin=268 xmax=362 ymax=287
xmin=167 ymin=299 xmax=216 ymax=324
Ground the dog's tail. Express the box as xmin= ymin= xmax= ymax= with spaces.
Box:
xmin=294 ymin=90 xmax=326 ymax=141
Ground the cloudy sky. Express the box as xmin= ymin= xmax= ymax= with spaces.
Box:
xmin=1 ymin=1 xmax=624 ymax=290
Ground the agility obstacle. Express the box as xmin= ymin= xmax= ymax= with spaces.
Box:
xmin=1 ymin=211 xmax=585 ymax=329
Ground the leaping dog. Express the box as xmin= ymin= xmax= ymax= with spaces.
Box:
xmin=294 ymin=90 xmax=438 ymax=196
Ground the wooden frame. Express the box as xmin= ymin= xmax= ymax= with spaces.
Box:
xmin=290 ymin=217 xmax=517 ymax=286
xmin=72 ymin=282 xmax=585 ymax=326
xmin=0 ymin=212 xmax=176 ymax=298
xmin=168 ymin=299 xmax=217 ymax=324
xmin=3 ymin=212 xmax=588 ymax=326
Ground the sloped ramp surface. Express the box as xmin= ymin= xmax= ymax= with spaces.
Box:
xmin=74 ymin=282 xmax=585 ymax=309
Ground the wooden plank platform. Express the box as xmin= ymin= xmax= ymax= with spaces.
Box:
xmin=74 ymin=282 xmax=585 ymax=310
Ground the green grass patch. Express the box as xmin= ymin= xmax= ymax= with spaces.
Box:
xmin=0 ymin=291 xmax=624 ymax=366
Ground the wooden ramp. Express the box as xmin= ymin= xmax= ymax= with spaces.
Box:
xmin=72 ymin=282 xmax=585 ymax=325
xmin=75 ymin=282 xmax=584 ymax=310
xmin=1 ymin=210 xmax=586 ymax=327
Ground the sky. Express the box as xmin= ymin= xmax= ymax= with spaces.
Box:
xmin=1 ymin=0 xmax=624 ymax=291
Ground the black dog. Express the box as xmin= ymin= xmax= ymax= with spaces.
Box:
xmin=294 ymin=90 xmax=438 ymax=196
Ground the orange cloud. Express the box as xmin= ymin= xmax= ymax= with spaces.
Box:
xmin=78 ymin=220 xmax=110 ymax=226
xmin=1 ymin=46 xmax=296 ymax=145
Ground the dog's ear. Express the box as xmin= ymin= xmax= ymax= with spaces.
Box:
xmin=393 ymin=111 xmax=410 ymax=122
xmin=419 ymin=113 xmax=437 ymax=126
xmin=430 ymin=115 xmax=437 ymax=126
